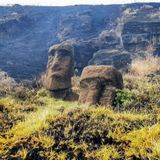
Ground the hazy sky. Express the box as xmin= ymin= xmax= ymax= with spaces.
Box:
xmin=0 ymin=0 xmax=159 ymax=6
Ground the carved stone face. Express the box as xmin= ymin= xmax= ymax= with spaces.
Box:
xmin=79 ymin=78 xmax=116 ymax=106
xmin=44 ymin=44 xmax=74 ymax=90
xmin=79 ymin=78 xmax=102 ymax=105
xmin=79 ymin=66 xmax=123 ymax=106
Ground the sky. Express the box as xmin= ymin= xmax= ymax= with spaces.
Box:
xmin=0 ymin=0 xmax=159 ymax=6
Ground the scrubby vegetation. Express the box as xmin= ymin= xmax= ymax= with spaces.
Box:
xmin=0 ymin=56 xmax=160 ymax=160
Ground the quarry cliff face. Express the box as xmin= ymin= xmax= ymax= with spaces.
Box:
xmin=0 ymin=3 xmax=160 ymax=80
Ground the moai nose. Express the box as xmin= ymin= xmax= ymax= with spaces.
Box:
xmin=51 ymin=54 xmax=61 ymax=69
xmin=86 ymin=86 xmax=101 ymax=106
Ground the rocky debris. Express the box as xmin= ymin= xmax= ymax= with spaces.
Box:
xmin=43 ymin=43 xmax=74 ymax=99
xmin=79 ymin=65 xmax=123 ymax=106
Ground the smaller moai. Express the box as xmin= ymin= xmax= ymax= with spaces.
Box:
xmin=78 ymin=65 xmax=123 ymax=106
xmin=43 ymin=43 xmax=74 ymax=99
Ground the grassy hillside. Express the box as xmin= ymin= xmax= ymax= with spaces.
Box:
xmin=0 ymin=56 xmax=160 ymax=160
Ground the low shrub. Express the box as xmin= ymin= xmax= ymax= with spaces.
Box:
xmin=114 ymin=89 xmax=133 ymax=109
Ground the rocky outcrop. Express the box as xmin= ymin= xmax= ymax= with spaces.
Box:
xmin=79 ymin=65 xmax=123 ymax=106
xmin=57 ymin=12 xmax=93 ymax=42
xmin=121 ymin=5 xmax=160 ymax=56
xmin=0 ymin=13 xmax=32 ymax=38
xmin=0 ymin=4 xmax=160 ymax=79
xmin=89 ymin=49 xmax=131 ymax=70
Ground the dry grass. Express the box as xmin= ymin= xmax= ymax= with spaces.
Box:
xmin=128 ymin=55 xmax=160 ymax=76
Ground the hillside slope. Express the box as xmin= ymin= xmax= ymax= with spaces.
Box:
xmin=0 ymin=3 xmax=160 ymax=79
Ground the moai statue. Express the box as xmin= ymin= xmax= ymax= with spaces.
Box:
xmin=43 ymin=43 xmax=74 ymax=99
xmin=79 ymin=65 xmax=123 ymax=106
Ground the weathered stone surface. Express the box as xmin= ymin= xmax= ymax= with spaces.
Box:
xmin=79 ymin=65 xmax=123 ymax=106
xmin=43 ymin=44 xmax=74 ymax=91
xmin=57 ymin=12 xmax=93 ymax=42
xmin=99 ymin=86 xmax=117 ymax=106
xmin=120 ymin=6 xmax=160 ymax=56
xmin=89 ymin=49 xmax=131 ymax=70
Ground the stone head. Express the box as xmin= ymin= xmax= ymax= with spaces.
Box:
xmin=79 ymin=65 xmax=123 ymax=106
xmin=44 ymin=44 xmax=74 ymax=90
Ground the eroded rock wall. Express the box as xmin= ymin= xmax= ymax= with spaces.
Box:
xmin=0 ymin=3 xmax=159 ymax=79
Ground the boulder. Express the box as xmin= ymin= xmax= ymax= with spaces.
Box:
xmin=79 ymin=65 xmax=123 ymax=106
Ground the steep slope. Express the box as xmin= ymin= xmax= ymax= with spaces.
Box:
xmin=0 ymin=3 xmax=160 ymax=80
xmin=0 ymin=4 xmax=121 ymax=79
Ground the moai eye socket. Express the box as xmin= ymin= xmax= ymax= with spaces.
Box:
xmin=106 ymin=80 xmax=114 ymax=86
xmin=49 ymin=49 xmax=56 ymax=56
xmin=58 ymin=49 xmax=70 ymax=57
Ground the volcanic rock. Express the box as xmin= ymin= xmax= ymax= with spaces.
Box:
xmin=79 ymin=65 xmax=123 ymax=106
